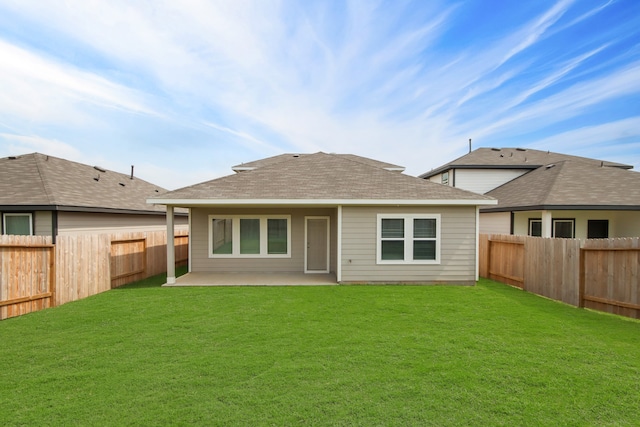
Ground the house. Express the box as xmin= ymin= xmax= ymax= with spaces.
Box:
xmin=0 ymin=153 xmax=187 ymax=239
xmin=420 ymin=148 xmax=640 ymax=238
xmin=149 ymin=152 xmax=496 ymax=285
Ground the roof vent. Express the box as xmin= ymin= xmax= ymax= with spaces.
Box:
xmin=545 ymin=164 xmax=556 ymax=169
xmin=293 ymin=154 xmax=300 ymax=158
xmin=516 ymin=148 xmax=526 ymax=151
xmin=119 ymin=182 xmax=125 ymax=187
xmin=491 ymin=148 xmax=501 ymax=151
xmin=94 ymin=166 xmax=106 ymax=173
xmin=8 ymin=156 xmax=17 ymax=160
xmin=93 ymin=174 xmax=100 ymax=182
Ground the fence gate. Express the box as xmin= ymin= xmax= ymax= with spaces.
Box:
xmin=486 ymin=237 xmax=525 ymax=288
xmin=0 ymin=237 xmax=55 ymax=320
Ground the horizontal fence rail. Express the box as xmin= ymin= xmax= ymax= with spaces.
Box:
xmin=1 ymin=231 xmax=188 ymax=320
xmin=480 ymin=234 xmax=640 ymax=319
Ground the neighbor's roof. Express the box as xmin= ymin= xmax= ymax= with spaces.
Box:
xmin=482 ymin=160 xmax=640 ymax=212
xmin=0 ymin=153 xmax=172 ymax=214
xmin=151 ymin=152 xmax=495 ymax=206
xmin=419 ymin=147 xmax=633 ymax=179
xmin=232 ymin=153 xmax=405 ymax=172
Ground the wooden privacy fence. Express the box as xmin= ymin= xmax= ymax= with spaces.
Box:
xmin=1 ymin=231 xmax=188 ymax=320
xmin=479 ymin=234 xmax=640 ymax=319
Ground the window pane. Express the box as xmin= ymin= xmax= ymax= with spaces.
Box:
xmin=414 ymin=240 xmax=436 ymax=260
xmin=382 ymin=240 xmax=404 ymax=260
xmin=240 ymin=219 xmax=260 ymax=254
xmin=414 ymin=219 xmax=436 ymax=238
xmin=554 ymin=221 xmax=574 ymax=238
xmin=381 ymin=219 xmax=404 ymax=238
xmin=267 ymin=219 xmax=288 ymax=254
xmin=5 ymin=215 xmax=31 ymax=235
xmin=212 ymin=218 xmax=232 ymax=254
xmin=529 ymin=220 xmax=541 ymax=237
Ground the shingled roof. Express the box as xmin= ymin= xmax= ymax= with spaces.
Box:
xmin=232 ymin=153 xmax=405 ymax=172
xmin=482 ymin=160 xmax=640 ymax=212
xmin=419 ymin=147 xmax=633 ymax=179
xmin=0 ymin=153 xmax=170 ymax=214
xmin=151 ymin=152 xmax=495 ymax=206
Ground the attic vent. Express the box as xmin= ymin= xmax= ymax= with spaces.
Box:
xmin=94 ymin=166 xmax=106 ymax=173
xmin=293 ymin=154 xmax=300 ymax=158
xmin=545 ymin=164 xmax=556 ymax=169
xmin=119 ymin=182 xmax=125 ymax=187
xmin=8 ymin=156 xmax=17 ymax=160
xmin=516 ymin=148 xmax=526 ymax=151
xmin=491 ymin=148 xmax=501 ymax=151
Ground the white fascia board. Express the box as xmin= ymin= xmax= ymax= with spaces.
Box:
xmin=148 ymin=198 xmax=497 ymax=206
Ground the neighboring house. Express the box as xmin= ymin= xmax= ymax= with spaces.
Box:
xmin=420 ymin=147 xmax=640 ymax=238
xmin=0 ymin=153 xmax=187 ymax=239
xmin=149 ymin=152 xmax=496 ymax=285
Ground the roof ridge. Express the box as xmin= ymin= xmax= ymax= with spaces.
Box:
xmin=32 ymin=153 xmax=57 ymax=205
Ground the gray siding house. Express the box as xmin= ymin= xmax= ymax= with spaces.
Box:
xmin=0 ymin=153 xmax=187 ymax=239
xmin=149 ymin=152 xmax=495 ymax=285
xmin=420 ymin=148 xmax=640 ymax=238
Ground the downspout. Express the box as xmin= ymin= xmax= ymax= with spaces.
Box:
xmin=52 ymin=210 xmax=59 ymax=244
xmin=475 ymin=206 xmax=480 ymax=282
xmin=166 ymin=206 xmax=176 ymax=285
xmin=337 ymin=205 xmax=342 ymax=283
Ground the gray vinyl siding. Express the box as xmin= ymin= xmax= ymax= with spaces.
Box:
xmin=190 ymin=207 xmax=337 ymax=273
xmin=340 ymin=206 xmax=477 ymax=284
xmin=57 ymin=212 xmax=188 ymax=235
xmin=454 ymin=169 xmax=527 ymax=194
xmin=34 ymin=211 xmax=53 ymax=236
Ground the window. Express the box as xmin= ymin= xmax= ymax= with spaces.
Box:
xmin=528 ymin=219 xmax=541 ymax=237
xmin=2 ymin=213 xmax=33 ymax=235
xmin=209 ymin=215 xmax=290 ymax=258
xmin=553 ymin=219 xmax=574 ymax=238
xmin=377 ymin=214 xmax=440 ymax=264
xmin=441 ymin=171 xmax=449 ymax=185
xmin=587 ymin=220 xmax=608 ymax=239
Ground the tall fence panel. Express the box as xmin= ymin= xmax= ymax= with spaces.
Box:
xmin=480 ymin=234 xmax=640 ymax=319
xmin=0 ymin=235 xmax=55 ymax=320
xmin=484 ymin=234 xmax=525 ymax=288
xmin=1 ymin=230 xmax=189 ymax=320
xmin=56 ymin=234 xmax=111 ymax=306
xmin=524 ymin=237 xmax=581 ymax=306
xmin=581 ymin=238 xmax=640 ymax=319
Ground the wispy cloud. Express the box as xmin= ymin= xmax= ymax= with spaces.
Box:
xmin=0 ymin=0 xmax=638 ymax=188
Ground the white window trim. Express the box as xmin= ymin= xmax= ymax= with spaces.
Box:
xmin=552 ymin=219 xmax=575 ymax=238
xmin=529 ymin=218 xmax=542 ymax=237
xmin=208 ymin=214 xmax=291 ymax=258
xmin=3 ymin=213 xmax=33 ymax=235
xmin=376 ymin=213 xmax=441 ymax=265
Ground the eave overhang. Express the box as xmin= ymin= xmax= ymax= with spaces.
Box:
xmin=148 ymin=198 xmax=497 ymax=207
xmin=480 ymin=204 xmax=640 ymax=213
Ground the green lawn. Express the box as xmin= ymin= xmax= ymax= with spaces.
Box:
xmin=1 ymin=270 xmax=639 ymax=426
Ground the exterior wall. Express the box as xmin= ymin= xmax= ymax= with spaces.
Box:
xmin=454 ymin=169 xmax=527 ymax=194
xmin=340 ymin=206 xmax=477 ymax=284
xmin=57 ymin=211 xmax=188 ymax=235
xmin=190 ymin=207 xmax=337 ymax=273
xmin=513 ymin=210 xmax=640 ymax=238
xmin=479 ymin=212 xmax=511 ymax=234
xmin=34 ymin=211 xmax=53 ymax=236
xmin=614 ymin=211 xmax=640 ymax=237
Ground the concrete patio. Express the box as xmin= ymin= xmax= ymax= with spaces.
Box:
xmin=164 ymin=272 xmax=338 ymax=287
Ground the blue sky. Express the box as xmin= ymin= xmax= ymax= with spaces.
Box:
xmin=0 ymin=0 xmax=639 ymax=190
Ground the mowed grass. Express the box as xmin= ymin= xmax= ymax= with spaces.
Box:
xmin=1 ymin=270 xmax=639 ymax=426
